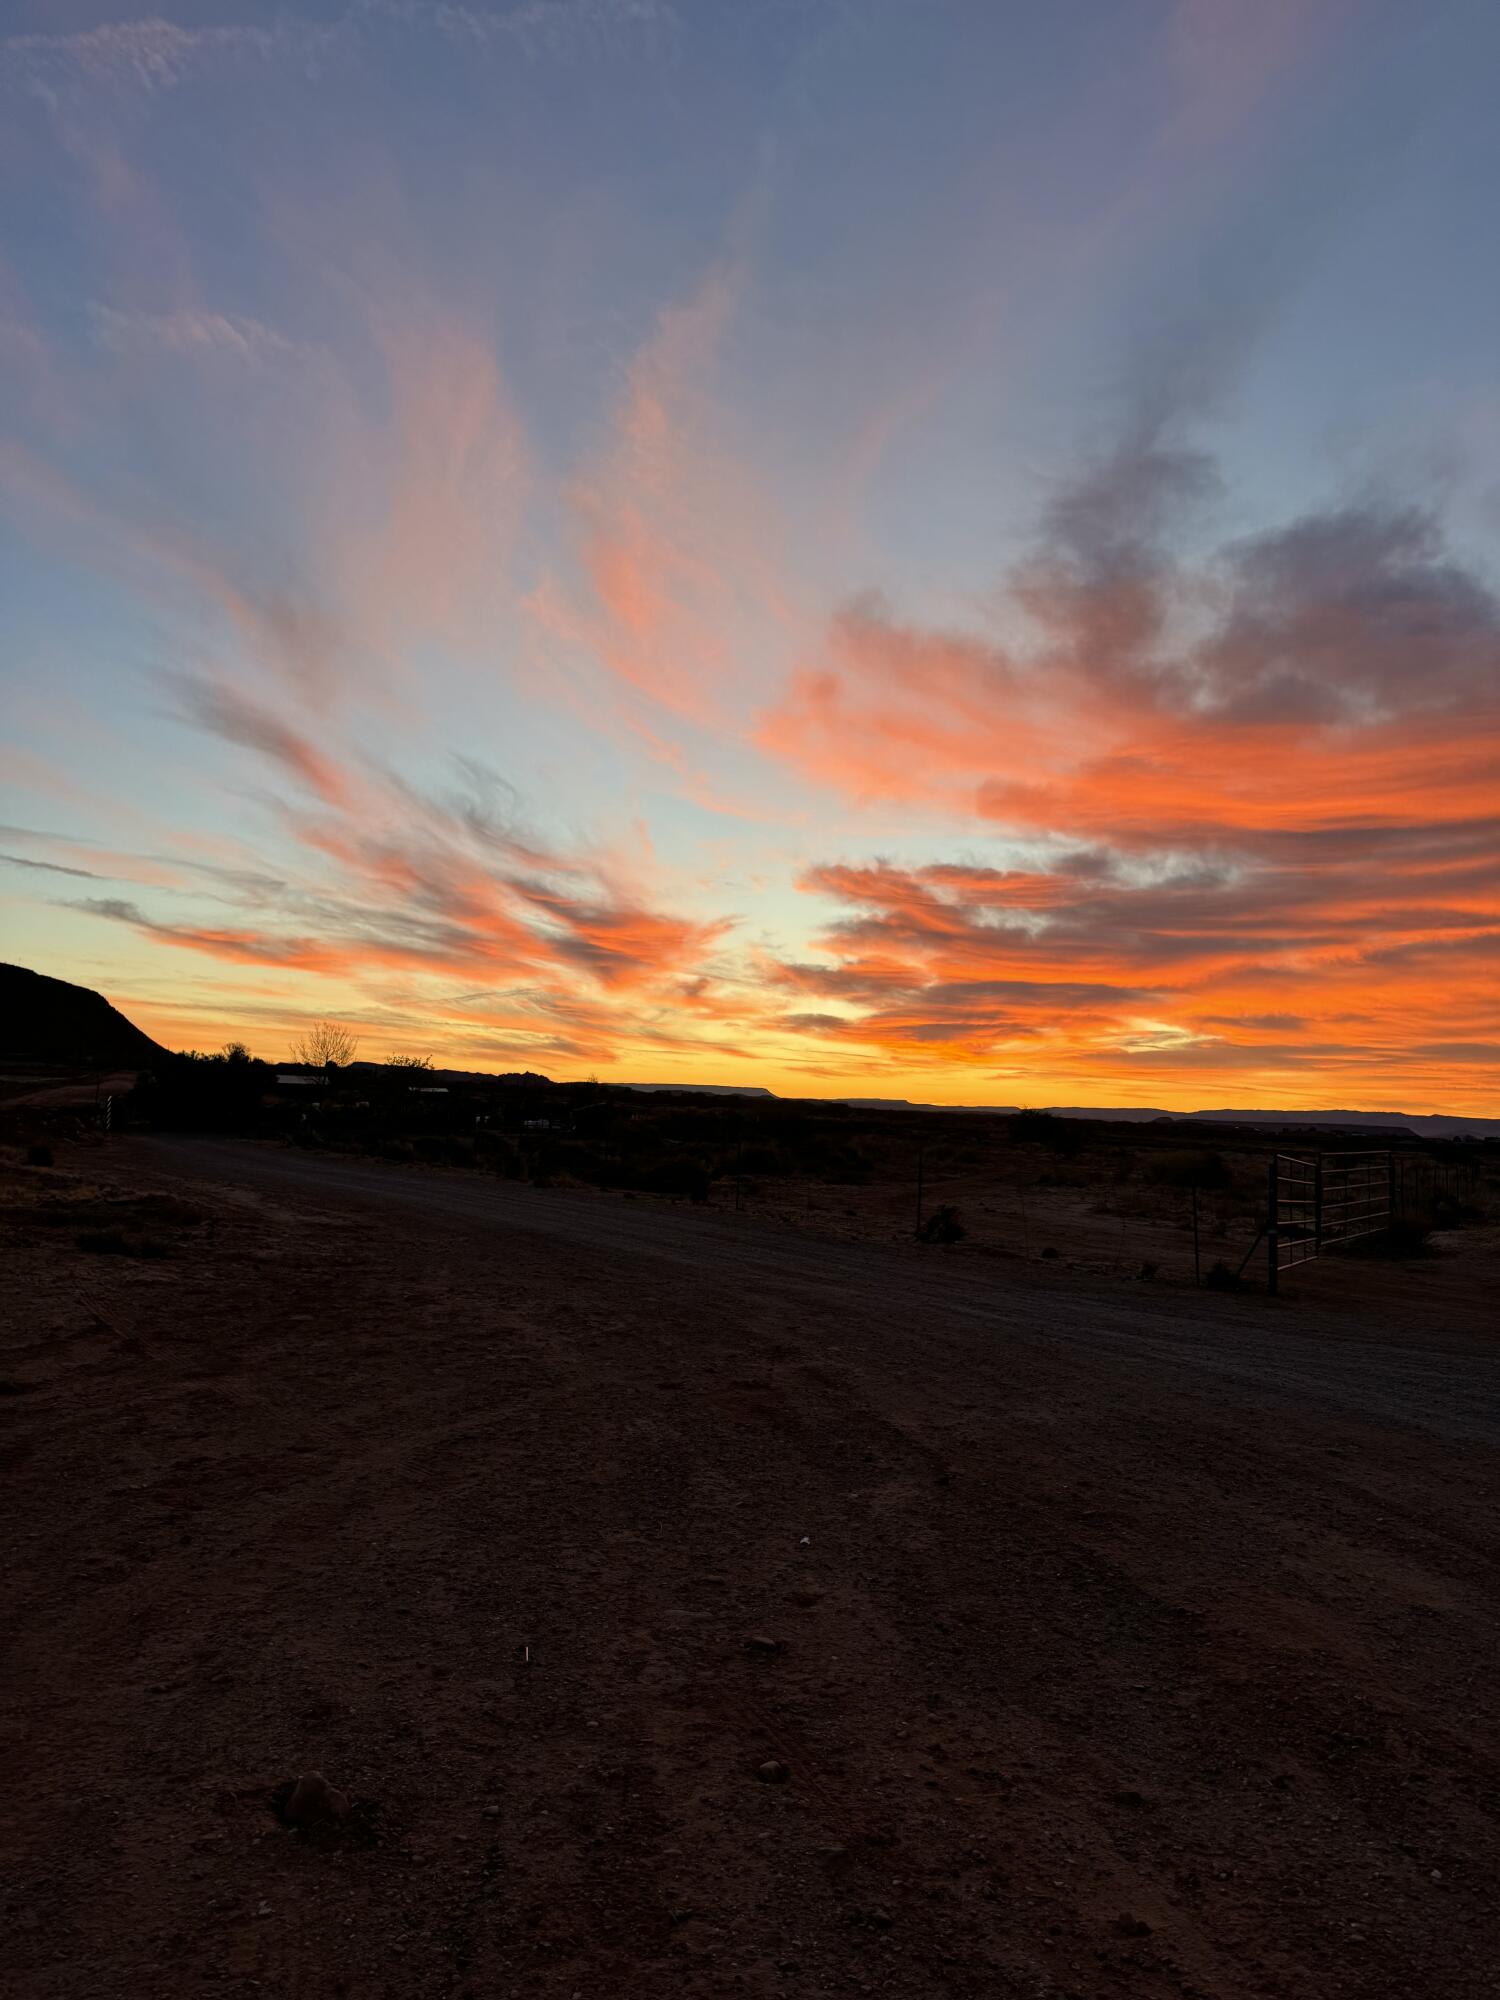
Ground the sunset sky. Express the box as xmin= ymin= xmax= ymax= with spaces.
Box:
xmin=3 ymin=0 xmax=1498 ymax=1110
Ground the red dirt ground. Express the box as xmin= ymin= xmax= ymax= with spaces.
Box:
xmin=3 ymin=1135 xmax=1497 ymax=1998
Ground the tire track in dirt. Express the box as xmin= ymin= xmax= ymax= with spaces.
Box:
xmin=6 ymin=1138 xmax=1498 ymax=1998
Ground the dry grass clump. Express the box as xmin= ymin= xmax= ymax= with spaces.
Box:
xmin=76 ymin=1226 xmax=171 ymax=1259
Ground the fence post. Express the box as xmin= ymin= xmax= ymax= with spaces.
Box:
xmin=914 ymin=1148 xmax=925 ymax=1239
xmin=1314 ymin=1153 xmax=1323 ymax=1254
xmin=1192 ymin=1184 xmax=1200 ymax=1286
xmin=1266 ymin=1157 xmax=1279 ymax=1296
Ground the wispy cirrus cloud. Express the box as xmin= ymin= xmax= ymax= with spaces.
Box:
xmin=1164 ymin=0 xmax=1355 ymax=147
xmin=528 ymin=260 xmax=795 ymax=742
xmin=4 ymin=281 xmax=529 ymax=710
xmin=0 ymin=851 xmax=103 ymax=881
xmin=2 ymin=1 xmax=676 ymax=105
xmin=88 ymin=303 xmax=292 ymax=363
xmin=2 ymin=17 xmax=301 ymax=100
xmin=163 ymin=676 xmax=357 ymax=809
xmin=65 ymin=692 xmax=731 ymax=1052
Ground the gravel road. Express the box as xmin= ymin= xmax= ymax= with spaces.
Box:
xmin=161 ymin=1137 xmax=1500 ymax=1446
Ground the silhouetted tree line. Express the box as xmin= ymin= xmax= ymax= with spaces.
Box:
xmin=118 ymin=1056 xmax=1496 ymax=1241
xmin=131 ymin=1045 xmax=272 ymax=1132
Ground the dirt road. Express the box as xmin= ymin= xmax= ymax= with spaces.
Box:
xmin=161 ymin=1139 xmax=1500 ymax=1447
xmin=4 ymin=1137 xmax=1498 ymax=1997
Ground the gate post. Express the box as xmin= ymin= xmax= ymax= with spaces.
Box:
xmin=1267 ymin=1157 xmax=1279 ymax=1296
xmin=1314 ymin=1153 xmax=1323 ymax=1255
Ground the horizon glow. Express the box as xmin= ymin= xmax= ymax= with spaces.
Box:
xmin=2 ymin=0 xmax=1498 ymax=1113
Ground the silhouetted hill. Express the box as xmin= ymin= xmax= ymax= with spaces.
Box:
xmin=345 ymin=1062 xmax=553 ymax=1088
xmin=0 ymin=964 xmax=168 ymax=1069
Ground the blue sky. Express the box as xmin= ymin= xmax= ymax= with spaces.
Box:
xmin=3 ymin=0 xmax=1498 ymax=1109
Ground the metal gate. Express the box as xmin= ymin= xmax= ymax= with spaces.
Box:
xmin=1267 ymin=1150 xmax=1392 ymax=1293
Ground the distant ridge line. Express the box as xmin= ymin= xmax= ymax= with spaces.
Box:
xmin=612 ymin=1085 xmax=1499 ymax=1138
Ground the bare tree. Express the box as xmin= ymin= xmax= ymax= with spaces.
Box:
xmin=380 ymin=1053 xmax=432 ymax=1094
xmin=289 ymin=1020 xmax=360 ymax=1068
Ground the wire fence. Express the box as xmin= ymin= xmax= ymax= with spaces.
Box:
xmin=647 ymin=1137 xmax=1483 ymax=1296
xmin=897 ymin=1145 xmax=1482 ymax=1296
xmin=1395 ymin=1153 xmax=1478 ymax=1215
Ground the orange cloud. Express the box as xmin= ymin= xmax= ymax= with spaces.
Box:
xmin=66 ymin=701 xmax=732 ymax=1075
xmin=747 ymin=468 xmax=1500 ymax=1107
xmin=763 ymin=804 xmax=1500 ymax=1106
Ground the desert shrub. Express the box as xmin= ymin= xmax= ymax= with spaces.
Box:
xmin=76 ymin=1227 xmax=169 ymax=1258
xmin=817 ymin=1140 xmax=874 ymax=1184
xmin=1149 ymin=1150 xmax=1232 ymax=1191
xmin=635 ymin=1158 xmax=711 ymax=1203
xmin=1352 ymin=1216 xmax=1435 ymax=1258
xmin=135 ymin=1196 xmax=202 ymax=1230
xmin=568 ymin=1099 xmax=621 ymax=1141
xmin=917 ymin=1203 xmax=965 ymax=1243
xmin=1429 ymin=1192 xmax=1483 ymax=1228
xmin=1040 ymin=1245 xmax=1059 ymax=1260
xmin=1010 ymin=1109 xmax=1081 ymax=1154
xmin=1137 ymin=1259 xmax=1159 ymax=1280
xmin=26 ymin=1143 xmax=54 ymax=1167
xmin=538 ymin=1140 xmax=611 ymax=1187
xmin=735 ymin=1143 xmax=790 ymax=1176
xmin=1203 ymin=1259 xmax=1240 ymax=1290
xmin=77 ymin=1226 xmax=129 ymax=1254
